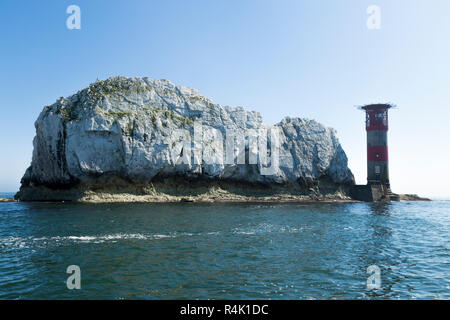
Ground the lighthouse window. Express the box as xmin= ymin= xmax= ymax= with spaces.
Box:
xmin=375 ymin=166 xmax=381 ymax=174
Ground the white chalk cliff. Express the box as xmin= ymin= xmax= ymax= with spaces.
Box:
xmin=16 ymin=77 xmax=354 ymax=202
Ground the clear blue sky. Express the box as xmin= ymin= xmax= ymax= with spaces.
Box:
xmin=1 ymin=0 xmax=449 ymax=198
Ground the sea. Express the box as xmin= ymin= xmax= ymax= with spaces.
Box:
xmin=0 ymin=192 xmax=449 ymax=299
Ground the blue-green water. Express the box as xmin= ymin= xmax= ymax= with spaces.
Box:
xmin=0 ymin=192 xmax=449 ymax=299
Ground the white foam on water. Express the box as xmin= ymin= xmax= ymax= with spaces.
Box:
xmin=0 ymin=224 xmax=306 ymax=248
xmin=231 ymin=223 xmax=307 ymax=236
xmin=0 ymin=231 xmax=198 ymax=247
xmin=67 ymin=236 xmax=96 ymax=241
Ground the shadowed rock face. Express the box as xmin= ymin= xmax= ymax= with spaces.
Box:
xmin=16 ymin=76 xmax=354 ymax=201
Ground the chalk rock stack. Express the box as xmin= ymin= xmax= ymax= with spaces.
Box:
xmin=16 ymin=77 xmax=354 ymax=201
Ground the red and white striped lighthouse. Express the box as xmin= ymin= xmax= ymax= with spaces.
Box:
xmin=359 ymin=104 xmax=393 ymax=187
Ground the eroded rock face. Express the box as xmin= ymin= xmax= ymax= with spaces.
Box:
xmin=17 ymin=77 xmax=354 ymax=199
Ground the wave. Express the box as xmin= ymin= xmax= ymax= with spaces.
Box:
xmin=0 ymin=232 xmax=192 ymax=248
xmin=0 ymin=223 xmax=315 ymax=250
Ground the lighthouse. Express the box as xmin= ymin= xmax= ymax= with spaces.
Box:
xmin=350 ymin=103 xmax=399 ymax=201
xmin=359 ymin=104 xmax=392 ymax=187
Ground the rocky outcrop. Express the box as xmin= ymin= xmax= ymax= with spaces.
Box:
xmin=397 ymin=194 xmax=431 ymax=201
xmin=16 ymin=77 xmax=355 ymax=202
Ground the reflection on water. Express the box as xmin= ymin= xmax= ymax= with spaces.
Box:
xmin=369 ymin=202 xmax=393 ymax=216
xmin=360 ymin=202 xmax=395 ymax=298
xmin=0 ymin=200 xmax=449 ymax=299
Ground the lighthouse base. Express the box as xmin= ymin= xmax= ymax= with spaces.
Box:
xmin=350 ymin=184 xmax=399 ymax=202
